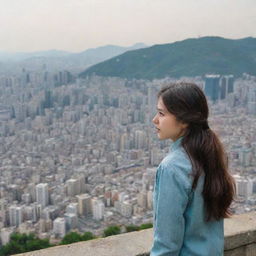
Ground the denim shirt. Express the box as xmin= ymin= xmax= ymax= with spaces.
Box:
xmin=150 ymin=136 xmax=224 ymax=256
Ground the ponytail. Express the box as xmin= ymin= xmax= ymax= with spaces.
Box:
xmin=182 ymin=128 xmax=236 ymax=221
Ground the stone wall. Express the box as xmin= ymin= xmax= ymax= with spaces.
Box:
xmin=16 ymin=211 xmax=256 ymax=256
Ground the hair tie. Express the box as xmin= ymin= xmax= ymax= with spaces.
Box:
xmin=190 ymin=121 xmax=210 ymax=130
xmin=202 ymin=122 xmax=210 ymax=130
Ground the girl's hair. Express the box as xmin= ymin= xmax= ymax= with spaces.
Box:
xmin=158 ymin=82 xmax=236 ymax=222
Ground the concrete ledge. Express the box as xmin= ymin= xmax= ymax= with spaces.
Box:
xmin=224 ymin=211 xmax=256 ymax=255
xmin=15 ymin=211 xmax=256 ymax=256
xmin=15 ymin=229 xmax=153 ymax=256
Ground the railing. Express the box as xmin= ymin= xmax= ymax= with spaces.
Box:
xmin=15 ymin=211 xmax=256 ymax=256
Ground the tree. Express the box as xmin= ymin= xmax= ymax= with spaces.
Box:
xmin=103 ymin=225 xmax=121 ymax=237
xmin=60 ymin=232 xmax=82 ymax=245
xmin=0 ymin=232 xmax=52 ymax=256
xmin=60 ymin=231 xmax=95 ymax=245
xmin=125 ymin=225 xmax=140 ymax=232
xmin=26 ymin=238 xmax=51 ymax=251
xmin=81 ymin=232 xmax=95 ymax=241
xmin=139 ymin=223 xmax=153 ymax=230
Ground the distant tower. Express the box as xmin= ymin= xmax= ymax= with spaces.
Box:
xmin=147 ymin=85 xmax=157 ymax=124
xmin=135 ymin=130 xmax=146 ymax=149
xmin=227 ymin=75 xmax=234 ymax=93
xmin=204 ymin=75 xmax=221 ymax=102
xmin=248 ymin=84 xmax=256 ymax=115
xmin=216 ymin=75 xmax=235 ymax=101
xmin=36 ymin=183 xmax=49 ymax=208
xmin=219 ymin=76 xmax=227 ymax=100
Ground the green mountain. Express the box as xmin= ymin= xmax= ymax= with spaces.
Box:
xmin=79 ymin=36 xmax=256 ymax=79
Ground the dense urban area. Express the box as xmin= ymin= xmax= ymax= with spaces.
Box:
xmin=0 ymin=65 xmax=255 ymax=247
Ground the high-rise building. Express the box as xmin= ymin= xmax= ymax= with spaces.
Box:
xmin=147 ymin=189 xmax=153 ymax=210
xmin=204 ymin=75 xmax=221 ymax=102
xmin=0 ymin=199 xmax=8 ymax=226
xmin=227 ymin=75 xmax=234 ymax=93
xmin=92 ymin=198 xmax=105 ymax=220
xmin=53 ymin=217 xmax=66 ymax=238
xmin=147 ymin=85 xmax=157 ymax=124
xmin=120 ymin=201 xmax=133 ymax=218
xmin=66 ymin=179 xmax=80 ymax=197
xmin=9 ymin=205 xmax=23 ymax=227
xmin=135 ymin=130 xmax=146 ymax=149
xmin=66 ymin=203 xmax=78 ymax=216
xmin=76 ymin=175 xmax=86 ymax=193
xmin=247 ymin=84 xmax=256 ymax=115
xmin=235 ymin=177 xmax=253 ymax=199
xmin=31 ymin=203 xmax=42 ymax=222
xmin=39 ymin=219 xmax=46 ymax=233
xmin=42 ymin=206 xmax=59 ymax=221
xmin=221 ymin=75 xmax=235 ymax=98
xmin=219 ymin=76 xmax=227 ymax=100
xmin=205 ymin=74 xmax=234 ymax=102
xmin=27 ymin=183 xmax=36 ymax=202
xmin=76 ymin=194 xmax=92 ymax=217
xmin=104 ymin=189 xmax=112 ymax=207
xmin=111 ymin=190 xmax=119 ymax=206
xmin=21 ymin=193 xmax=31 ymax=205
xmin=64 ymin=213 xmax=78 ymax=231
xmin=137 ymin=191 xmax=147 ymax=209
xmin=114 ymin=201 xmax=121 ymax=213
xmin=23 ymin=205 xmax=33 ymax=221
xmin=119 ymin=133 xmax=129 ymax=152
xmin=36 ymin=183 xmax=49 ymax=208
xmin=8 ymin=206 xmax=16 ymax=227
xmin=150 ymin=147 xmax=160 ymax=166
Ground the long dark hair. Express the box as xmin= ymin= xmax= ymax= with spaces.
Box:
xmin=158 ymin=82 xmax=236 ymax=222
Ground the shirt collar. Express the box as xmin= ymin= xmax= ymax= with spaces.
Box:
xmin=169 ymin=136 xmax=184 ymax=152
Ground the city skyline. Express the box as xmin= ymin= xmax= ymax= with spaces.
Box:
xmin=0 ymin=72 xmax=255 ymax=243
xmin=0 ymin=0 xmax=255 ymax=52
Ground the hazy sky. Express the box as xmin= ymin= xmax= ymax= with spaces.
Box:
xmin=0 ymin=0 xmax=255 ymax=53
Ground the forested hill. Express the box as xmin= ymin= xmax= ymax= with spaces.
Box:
xmin=79 ymin=36 xmax=256 ymax=80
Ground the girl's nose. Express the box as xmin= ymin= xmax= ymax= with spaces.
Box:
xmin=152 ymin=114 xmax=158 ymax=124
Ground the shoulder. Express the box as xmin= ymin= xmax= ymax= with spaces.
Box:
xmin=161 ymin=146 xmax=192 ymax=172
xmin=159 ymin=147 xmax=193 ymax=190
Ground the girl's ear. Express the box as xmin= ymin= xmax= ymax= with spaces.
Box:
xmin=181 ymin=122 xmax=188 ymax=129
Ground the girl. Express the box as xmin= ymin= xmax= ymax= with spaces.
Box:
xmin=150 ymin=82 xmax=236 ymax=256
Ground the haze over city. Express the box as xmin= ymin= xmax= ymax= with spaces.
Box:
xmin=0 ymin=0 xmax=256 ymax=52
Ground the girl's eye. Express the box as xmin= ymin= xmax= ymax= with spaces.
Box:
xmin=159 ymin=112 xmax=164 ymax=116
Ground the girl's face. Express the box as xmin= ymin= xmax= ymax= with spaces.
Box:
xmin=152 ymin=97 xmax=187 ymax=141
